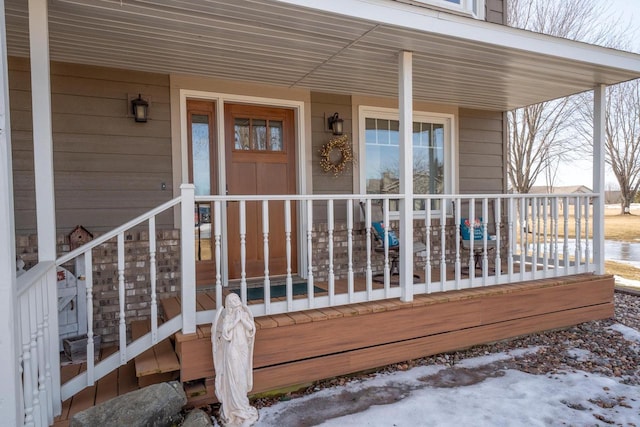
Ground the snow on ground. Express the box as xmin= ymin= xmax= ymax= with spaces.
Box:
xmin=615 ymin=275 xmax=640 ymax=289
xmin=252 ymin=333 xmax=640 ymax=427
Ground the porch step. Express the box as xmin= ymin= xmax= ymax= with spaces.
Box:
xmin=130 ymin=320 xmax=180 ymax=387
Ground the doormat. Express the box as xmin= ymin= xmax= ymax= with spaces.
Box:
xmin=231 ymin=283 xmax=324 ymax=301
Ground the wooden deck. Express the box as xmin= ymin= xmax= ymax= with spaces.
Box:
xmin=53 ymin=272 xmax=614 ymax=420
xmin=166 ymin=273 xmax=614 ymax=402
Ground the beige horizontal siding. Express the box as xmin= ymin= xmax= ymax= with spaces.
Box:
xmin=10 ymin=57 xmax=173 ymax=235
xmin=486 ymin=0 xmax=505 ymax=25
xmin=458 ymin=108 xmax=505 ymax=193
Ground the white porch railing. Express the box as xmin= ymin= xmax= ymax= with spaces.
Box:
xmin=196 ymin=192 xmax=597 ymax=317
xmin=16 ymin=261 xmax=59 ymax=427
xmin=15 ymin=188 xmax=597 ymax=425
xmin=53 ymin=193 xmax=188 ymax=402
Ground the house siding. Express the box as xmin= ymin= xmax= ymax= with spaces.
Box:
xmin=458 ymin=108 xmax=505 ymax=193
xmin=310 ymin=92 xmax=354 ymax=223
xmin=9 ymin=57 xmax=174 ymax=235
xmin=486 ymin=0 xmax=506 ymax=25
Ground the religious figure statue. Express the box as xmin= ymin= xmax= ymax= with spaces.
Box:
xmin=212 ymin=293 xmax=259 ymax=427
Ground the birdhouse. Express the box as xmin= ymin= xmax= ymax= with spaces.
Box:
xmin=69 ymin=225 xmax=93 ymax=250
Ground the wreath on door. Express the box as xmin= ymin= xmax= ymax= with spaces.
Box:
xmin=319 ymin=135 xmax=353 ymax=176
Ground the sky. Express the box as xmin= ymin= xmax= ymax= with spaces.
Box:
xmin=247 ymin=317 xmax=640 ymax=427
xmin=534 ymin=0 xmax=640 ymax=190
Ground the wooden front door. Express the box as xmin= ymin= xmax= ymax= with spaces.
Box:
xmin=224 ymin=103 xmax=297 ymax=279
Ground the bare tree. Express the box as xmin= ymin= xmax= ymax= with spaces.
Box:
xmin=506 ymin=0 xmax=629 ymax=194
xmin=576 ymin=80 xmax=640 ymax=214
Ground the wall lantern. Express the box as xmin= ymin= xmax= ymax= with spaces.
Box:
xmin=131 ymin=94 xmax=149 ymax=123
xmin=327 ymin=112 xmax=344 ymax=135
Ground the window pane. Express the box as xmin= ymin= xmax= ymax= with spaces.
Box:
xmin=252 ymin=119 xmax=267 ymax=150
xmin=269 ymin=120 xmax=283 ymax=151
xmin=234 ymin=118 xmax=250 ymax=150
xmin=191 ymin=114 xmax=210 ymax=196
xmin=365 ymin=117 xmax=446 ymax=211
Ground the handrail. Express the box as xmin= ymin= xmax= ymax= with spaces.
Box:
xmin=195 ymin=193 xmax=598 ymax=202
xmin=56 ymin=196 xmax=182 ymax=265
xmin=16 ymin=260 xmax=55 ymax=297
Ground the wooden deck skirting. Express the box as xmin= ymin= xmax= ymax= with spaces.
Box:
xmin=166 ymin=273 xmax=613 ymax=399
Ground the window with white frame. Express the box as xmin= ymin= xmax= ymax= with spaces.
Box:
xmin=361 ymin=108 xmax=453 ymax=212
xmin=408 ymin=0 xmax=485 ymax=20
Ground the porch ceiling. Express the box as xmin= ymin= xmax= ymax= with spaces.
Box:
xmin=5 ymin=0 xmax=640 ymax=111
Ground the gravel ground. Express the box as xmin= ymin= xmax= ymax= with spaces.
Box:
xmin=250 ymin=291 xmax=640 ymax=413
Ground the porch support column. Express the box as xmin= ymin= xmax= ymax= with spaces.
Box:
xmin=0 ymin=0 xmax=20 ymax=424
xmin=28 ymin=0 xmax=56 ymax=262
xmin=180 ymin=184 xmax=196 ymax=334
xmin=398 ymin=51 xmax=414 ymax=302
xmin=593 ymin=84 xmax=606 ymax=275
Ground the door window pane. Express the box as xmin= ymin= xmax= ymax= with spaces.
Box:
xmin=252 ymin=119 xmax=267 ymax=150
xmin=191 ymin=114 xmax=211 ymax=196
xmin=234 ymin=118 xmax=250 ymax=150
xmin=269 ymin=121 xmax=283 ymax=151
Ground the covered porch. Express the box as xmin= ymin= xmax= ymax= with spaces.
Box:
xmin=3 ymin=0 xmax=640 ymax=426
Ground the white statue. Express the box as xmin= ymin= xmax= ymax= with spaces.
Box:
xmin=212 ymin=293 xmax=259 ymax=427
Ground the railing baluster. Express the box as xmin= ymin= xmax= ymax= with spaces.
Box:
xmin=239 ymin=200 xmax=247 ymax=304
xmin=454 ymin=197 xmax=461 ymax=285
xmin=468 ymin=199 xmax=476 ymax=283
xmin=553 ymin=197 xmax=560 ymax=272
xmin=440 ymin=197 xmax=447 ymax=290
xmin=507 ymin=197 xmax=514 ymax=280
xmin=285 ymin=200 xmax=293 ymax=312
xmin=29 ymin=288 xmax=41 ymax=426
xmin=20 ymin=291 xmax=34 ymax=427
xmin=149 ymin=217 xmax=158 ymax=344
xmin=43 ymin=270 xmax=55 ymax=423
xmin=574 ymin=196 xmax=581 ymax=273
xmin=263 ymin=200 xmax=271 ymax=314
xmin=85 ymin=251 xmax=95 ymax=387
xmin=117 ymin=233 xmax=126 ymax=365
xmin=425 ymin=202 xmax=432 ymax=293
xmin=519 ymin=197 xmax=526 ymax=280
xmin=306 ymin=200 xmax=315 ymax=309
xmin=347 ymin=200 xmax=354 ymax=302
xmin=481 ymin=198 xmax=489 ymax=284
xmin=327 ymin=200 xmax=335 ymax=305
xmin=35 ymin=286 xmax=47 ymax=427
xmin=584 ymin=196 xmax=591 ymax=271
xmin=214 ymin=201 xmax=222 ymax=310
xmin=563 ymin=196 xmax=570 ymax=275
xmin=383 ymin=199 xmax=390 ymax=296
xmin=532 ymin=198 xmax=538 ymax=279
xmin=494 ymin=197 xmax=502 ymax=281
xmin=542 ymin=197 xmax=549 ymax=276
xmin=365 ymin=199 xmax=373 ymax=300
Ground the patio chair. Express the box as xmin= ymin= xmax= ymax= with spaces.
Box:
xmin=360 ymin=201 xmax=426 ymax=282
xmin=460 ymin=217 xmax=496 ymax=269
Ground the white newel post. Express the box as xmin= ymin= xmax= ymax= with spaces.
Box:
xmin=181 ymin=184 xmax=197 ymax=334
xmin=29 ymin=0 xmax=62 ymax=416
xmin=0 ymin=0 xmax=21 ymax=423
xmin=593 ymin=84 xmax=606 ymax=275
xmin=398 ymin=50 xmax=414 ymax=302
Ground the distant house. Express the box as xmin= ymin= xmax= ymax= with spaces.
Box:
xmin=528 ymin=185 xmax=593 ymax=195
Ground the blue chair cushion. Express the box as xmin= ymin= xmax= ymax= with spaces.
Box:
xmin=372 ymin=222 xmax=400 ymax=248
xmin=461 ymin=218 xmax=485 ymax=240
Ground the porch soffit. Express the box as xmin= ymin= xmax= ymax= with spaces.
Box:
xmin=4 ymin=0 xmax=640 ymax=111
